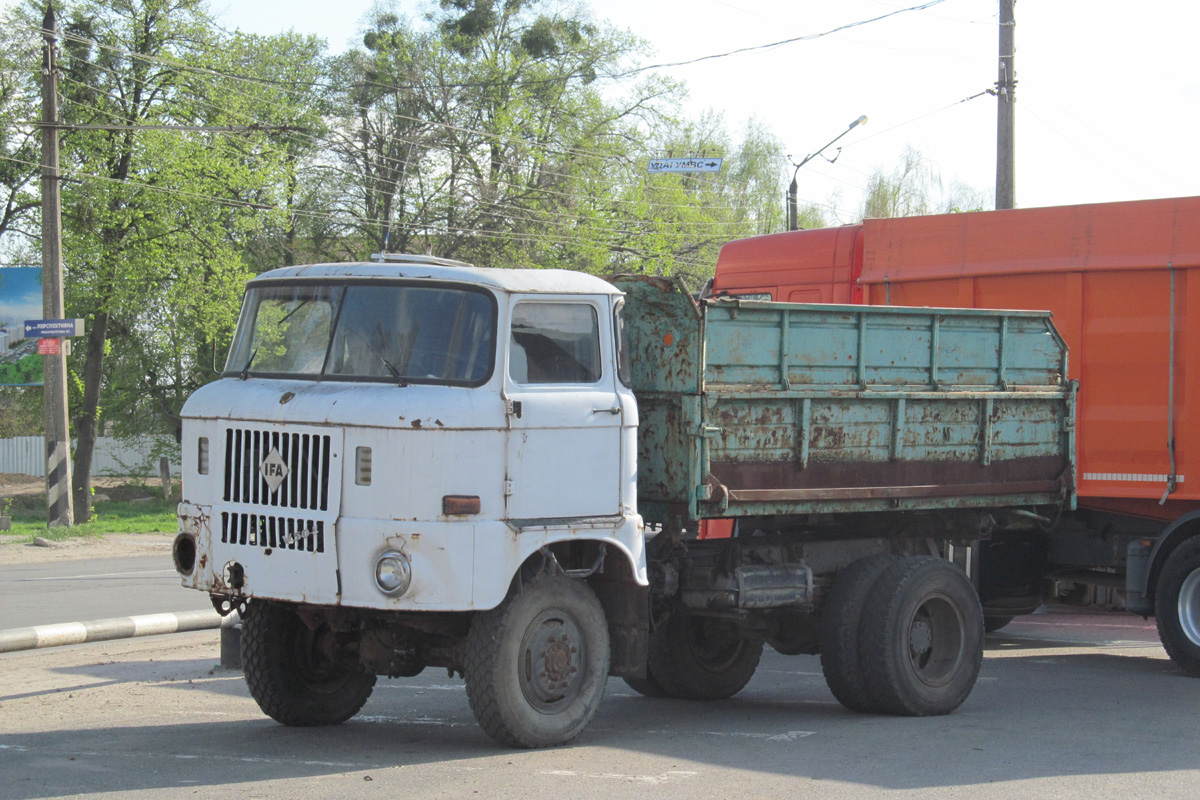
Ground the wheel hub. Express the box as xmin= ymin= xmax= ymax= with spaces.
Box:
xmin=1179 ymin=569 xmax=1200 ymax=646
xmin=542 ymin=635 xmax=575 ymax=683
xmin=908 ymin=595 xmax=965 ymax=688
xmin=520 ymin=611 xmax=585 ymax=711
xmin=910 ymin=619 xmax=933 ymax=654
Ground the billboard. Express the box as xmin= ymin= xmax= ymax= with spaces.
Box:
xmin=0 ymin=267 xmax=44 ymax=386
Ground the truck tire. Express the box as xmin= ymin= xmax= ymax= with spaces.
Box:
xmin=818 ymin=554 xmax=896 ymax=713
xmin=984 ymin=615 xmax=1016 ymax=634
xmin=648 ymin=612 xmax=763 ymax=700
xmin=1154 ymin=536 xmax=1200 ymax=677
xmin=465 ymin=575 xmax=610 ymax=748
xmin=241 ymin=601 xmax=376 ymax=727
xmin=859 ymin=557 xmax=983 ymax=716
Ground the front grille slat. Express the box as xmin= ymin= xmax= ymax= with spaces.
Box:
xmin=221 ymin=426 xmax=332 ymax=514
xmin=221 ymin=511 xmax=325 ymax=553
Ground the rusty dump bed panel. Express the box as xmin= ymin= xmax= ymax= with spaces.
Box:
xmin=612 ymin=276 xmax=1076 ymax=526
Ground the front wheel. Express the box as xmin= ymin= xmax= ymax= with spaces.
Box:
xmin=859 ymin=557 xmax=983 ymax=716
xmin=241 ymin=601 xmax=376 ymax=726
xmin=465 ymin=575 xmax=610 ymax=748
xmin=1155 ymin=536 xmax=1200 ymax=677
xmin=648 ymin=612 xmax=763 ymax=700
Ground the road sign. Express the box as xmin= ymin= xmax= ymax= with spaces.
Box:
xmin=38 ymin=338 xmax=60 ymax=355
xmin=647 ymin=157 xmax=723 ymax=174
xmin=24 ymin=318 xmax=83 ymax=337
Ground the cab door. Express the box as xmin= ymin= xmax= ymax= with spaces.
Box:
xmin=504 ymin=296 xmax=623 ymax=520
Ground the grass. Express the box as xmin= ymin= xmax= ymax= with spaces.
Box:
xmin=4 ymin=481 xmax=178 ymax=541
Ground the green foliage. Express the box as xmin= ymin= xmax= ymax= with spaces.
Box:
xmin=860 ymin=146 xmax=988 ymax=219
xmin=0 ymin=353 xmax=42 ymax=385
xmin=0 ymin=0 xmax=826 ymax=455
xmin=0 ymin=386 xmax=42 ymax=437
xmin=5 ymin=481 xmax=178 ymax=538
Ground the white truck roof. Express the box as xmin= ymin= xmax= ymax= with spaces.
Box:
xmin=251 ymin=255 xmax=623 ymax=296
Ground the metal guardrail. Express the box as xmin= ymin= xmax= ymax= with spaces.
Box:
xmin=0 ymin=609 xmax=226 ymax=653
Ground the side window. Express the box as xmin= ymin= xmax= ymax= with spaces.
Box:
xmin=614 ymin=299 xmax=631 ymax=387
xmin=510 ymin=302 xmax=601 ymax=384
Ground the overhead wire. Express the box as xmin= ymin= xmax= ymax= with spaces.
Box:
xmin=44 ymin=47 xmax=777 ymax=221
xmin=0 ymin=150 xmax=758 ymax=258
xmin=3 ymin=2 xmax=972 ymax=252
xmin=42 ymin=33 xmax=773 ymax=220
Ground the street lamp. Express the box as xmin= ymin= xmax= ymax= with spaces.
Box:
xmin=787 ymin=114 xmax=868 ymax=231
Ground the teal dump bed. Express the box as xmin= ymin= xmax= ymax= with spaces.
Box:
xmin=612 ymin=276 xmax=1076 ymax=526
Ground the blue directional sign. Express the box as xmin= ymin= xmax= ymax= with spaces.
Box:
xmin=647 ymin=157 xmax=723 ymax=174
xmin=24 ymin=318 xmax=84 ymax=337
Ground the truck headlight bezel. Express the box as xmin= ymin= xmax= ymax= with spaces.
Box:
xmin=374 ymin=550 xmax=412 ymax=596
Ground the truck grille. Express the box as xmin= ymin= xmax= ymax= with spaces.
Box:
xmin=223 ymin=428 xmax=331 ymax=511
xmin=220 ymin=511 xmax=325 ymax=553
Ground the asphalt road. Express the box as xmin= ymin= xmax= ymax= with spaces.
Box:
xmin=1 ymin=609 xmax=1195 ymax=800
xmin=0 ymin=552 xmax=211 ymax=629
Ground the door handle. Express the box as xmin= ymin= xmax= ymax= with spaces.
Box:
xmin=592 ymin=406 xmax=622 ymax=415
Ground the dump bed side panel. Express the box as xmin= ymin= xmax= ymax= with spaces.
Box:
xmin=613 ymin=276 xmax=1075 ymax=525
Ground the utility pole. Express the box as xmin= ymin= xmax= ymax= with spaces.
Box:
xmin=995 ymin=0 xmax=1016 ymax=209
xmin=41 ymin=3 xmax=74 ymax=527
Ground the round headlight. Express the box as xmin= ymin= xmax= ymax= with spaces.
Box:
xmin=375 ymin=551 xmax=412 ymax=596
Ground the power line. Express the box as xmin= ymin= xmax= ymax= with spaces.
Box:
xmin=612 ymin=0 xmax=948 ymax=77
xmin=49 ymin=62 xmax=777 ymax=220
xmin=0 ymin=152 xmax=764 ymax=253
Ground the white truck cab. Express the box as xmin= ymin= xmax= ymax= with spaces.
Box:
xmin=175 ymin=255 xmax=646 ymax=747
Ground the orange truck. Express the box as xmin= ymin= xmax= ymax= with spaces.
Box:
xmin=709 ymin=195 xmax=1200 ymax=676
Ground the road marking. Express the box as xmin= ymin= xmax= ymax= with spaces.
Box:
xmin=541 ymin=769 xmax=698 ymax=785
xmin=25 ymin=569 xmax=176 ymax=581
xmin=648 ymin=729 xmax=815 ymax=742
xmin=69 ymin=750 xmax=369 ymax=769
xmin=356 ymin=715 xmax=468 ymax=727
xmin=377 ymin=684 xmax=464 ymax=691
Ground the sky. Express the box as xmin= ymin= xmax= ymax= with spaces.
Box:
xmin=0 ymin=266 xmax=42 ymax=330
xmin=197 ymin=0 xmax=1200 ymax=223
xmin=6 ymin=0 xmax=1198 ymax=222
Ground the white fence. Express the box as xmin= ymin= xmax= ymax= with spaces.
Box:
xmin=0 ymin=436 xmax=180 ymax=478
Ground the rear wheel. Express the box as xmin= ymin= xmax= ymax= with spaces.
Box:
xmin=465 ymin=575 xmax=610 ymax=748
xmin=818 ymin=554 xmax=896 ymax=713
xmin=648 ymin=612 xmax=763 ymax=700
xmin=241 ymin=601 xmax=376 ymax=727
xmin=1154 ymin=536 xmax=1200 ymax=677
xmin=859 ymin=557 xmax=983 ymax=716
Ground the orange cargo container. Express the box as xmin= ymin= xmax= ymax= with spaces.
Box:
xmin=709 ymin=196 xmax=1200 ymax=676
xmin=858 ymin=197 xmax=1199 ymax=524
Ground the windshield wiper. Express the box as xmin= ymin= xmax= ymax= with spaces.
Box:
xmin=239 ymin=347 xmax=259 ymax=381
xmin=375 ymin=354 xmax=409 ymax=387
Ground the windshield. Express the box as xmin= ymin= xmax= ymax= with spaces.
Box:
xmin=225 ymin=282 xmax=496 ymax=385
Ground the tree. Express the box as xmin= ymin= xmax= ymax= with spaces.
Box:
xmin=604 ymin=115 xmax=790 ymax=287
xmin=860 ymin=146 xmax=987 ymax=219
xmin=24 ymin=0 xmax=299 ymax=521
xmin=0 ymin=7 xmax=41 ymax=246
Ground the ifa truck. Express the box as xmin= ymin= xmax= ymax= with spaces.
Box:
xmin=709 ymin=195 xmax=1200 ymax=673
xmin=174 ymin=255 xmax=1074 ymax=747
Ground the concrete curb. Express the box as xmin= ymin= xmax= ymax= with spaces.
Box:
xmin=0 ymin=609 xmax=228 ymax=653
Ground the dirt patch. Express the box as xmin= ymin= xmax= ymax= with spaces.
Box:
xmin=0 ymin=472 xmax=163 ymax=498
xmin=0 ymin=532 xmax=175 ymax=565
